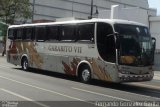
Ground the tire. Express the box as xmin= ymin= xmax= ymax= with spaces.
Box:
xmin=22 ymin=57 xmax=29 ymax=71
xmin=80 ymin=65 xmax=91 ymax=83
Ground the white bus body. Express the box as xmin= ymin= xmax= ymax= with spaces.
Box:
xmin=6 ymin=19 xmax=155 ymax=83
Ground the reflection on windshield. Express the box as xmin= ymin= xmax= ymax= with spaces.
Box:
xmin=114 ymin=24 xmax=154 ymax=66
xmin=119 ymin=35 xmax=140 ymax=65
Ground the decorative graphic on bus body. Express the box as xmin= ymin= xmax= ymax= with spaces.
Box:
xmin=8 ymin=41 xmax=43 ymax=68
xmin=62 ymin=58 xmax=81 ymax=76
xmin=62 ymin=58 xmax=112 ymax=81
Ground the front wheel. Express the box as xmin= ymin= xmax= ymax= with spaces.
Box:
xmin=80 ymin=66 xmax=91 ymax=83
xmin=22 ymin=58 xmax=29 ymax=71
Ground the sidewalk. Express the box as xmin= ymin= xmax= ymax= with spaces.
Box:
xmin=154 ymin=71 xmax=160 ymax=80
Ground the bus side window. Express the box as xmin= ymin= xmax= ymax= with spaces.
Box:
xmin=77 ymin=23 xmax=94 ymax=42
xmin=23 ymin=27 xmax=34 ymax=40
xmin=35 ymin=26 xmax=46 ymax=42
xmin=97 ymin=22 xmax=116 ymax=63
xmin=8 ymin=29 xmax=14 ymax=40
xmin=13 ymin=29 xmax=17 ymax=40
xmin=46 ymin=26 xmax=59 ymax=41
xmin=16 ymin=28 xmax=23 ymax=40
xmin=60 ymin=25 xmax=76 ymax=41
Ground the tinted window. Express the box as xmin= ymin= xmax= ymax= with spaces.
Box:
xmin=77 ymin=23 xmax=94 ymax=42
xmin=8 ymin=28 xmax=20 ymax=40
xmin=8 ymin=29 xmax=14 ymax=40
xmin=60 ymin=25 xmax=75 ymax=41
xmin=46 ymin=26 xmax=59 ymax=41
xmin=35 ymin=26 xmax=46 ymax=41
xmin=97 ymin=23 xmax=113 ymax=43
xmin=13 ymin=29 xmax=17 ymax=40
xmin=97 ymin=22 xmax=115 ymax=63
xmin=16 ymin=29 xmax=23 ymax=40
xmin=23 ymin=27 xmax=34 ymax=40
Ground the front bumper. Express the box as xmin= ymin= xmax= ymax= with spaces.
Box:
xmin=119 ymin=73 xmax=154 ymax=82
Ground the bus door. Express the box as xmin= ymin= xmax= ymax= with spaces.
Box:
xmin=96 ymin=22 xmax=118 ymax=81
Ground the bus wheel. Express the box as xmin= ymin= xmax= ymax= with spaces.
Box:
xmin=22 ymin=57 xmax=29 ymax=71
xmin=80 ymin=65 xmax=91 ymax=83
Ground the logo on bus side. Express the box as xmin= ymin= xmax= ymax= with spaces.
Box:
xmin=48 ymin=45 xmax=82 ymax=53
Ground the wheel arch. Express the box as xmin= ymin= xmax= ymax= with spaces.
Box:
xmin=21 ymin=54 xmax=29 ymax=66
xmin=76 ymin=60 xmax=93 ymax=78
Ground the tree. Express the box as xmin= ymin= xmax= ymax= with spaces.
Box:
xmin=0 ymin=0 xmax=32 ymax=24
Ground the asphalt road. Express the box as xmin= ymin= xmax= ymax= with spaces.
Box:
xmin=0 ymin=56 xmax=160 ymax=107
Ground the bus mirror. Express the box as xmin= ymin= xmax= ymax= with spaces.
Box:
xmin=106 ymin=34 xmax=114 ymax=37
xmin=151 ymin=37 xmax=156 ymax=51
xmin=114 ymin=32 xmax=119 ymax=37
xmin=106 ymin=32 xmax=119 ymax=37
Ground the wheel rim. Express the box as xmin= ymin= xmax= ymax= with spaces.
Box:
xmin=23 ymin=60 xmax=28 ymax=70
xmin=82 ymin=69 xmax=90 ymax=82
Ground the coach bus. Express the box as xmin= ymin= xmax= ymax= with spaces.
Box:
xmin=6 ymin=19 xmax=156 ymax=83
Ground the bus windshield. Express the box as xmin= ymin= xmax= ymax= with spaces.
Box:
xmin=114 ymin=24 xmax=154 ymax=66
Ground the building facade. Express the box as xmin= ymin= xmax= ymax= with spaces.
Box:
xmin=29 ymin=0 xmax=156 ymax=22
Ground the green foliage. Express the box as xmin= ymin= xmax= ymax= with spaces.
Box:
xmin=0 ymin=0 xmax=32 ymax=24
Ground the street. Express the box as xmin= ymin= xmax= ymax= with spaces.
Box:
xmin=0 ymin=56 xmax=160 ymax=107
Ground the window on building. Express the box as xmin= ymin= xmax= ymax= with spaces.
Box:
xmin=77 ymin=23 xmax=94 ymax=42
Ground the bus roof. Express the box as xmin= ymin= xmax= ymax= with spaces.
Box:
xmin=8 ymin=18 xmax=147 ymax=28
